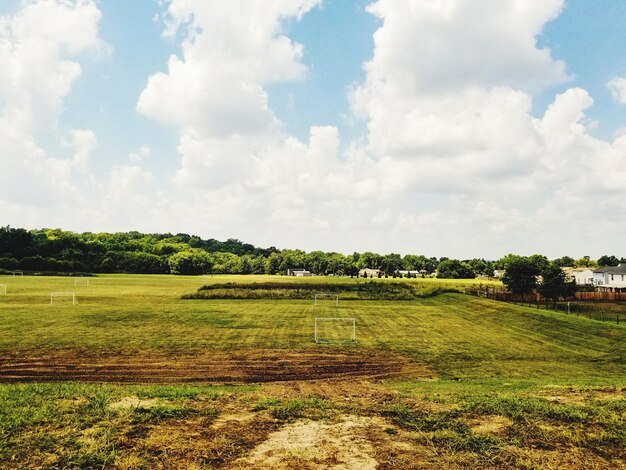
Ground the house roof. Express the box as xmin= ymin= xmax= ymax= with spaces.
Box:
xmin=593 ymin=264 xmax=626 ymax=274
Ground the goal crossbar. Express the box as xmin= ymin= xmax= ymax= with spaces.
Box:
xmin=50 ymin=292 xmax=76 ymax=306
xmin=314 ymin=293 xmax=339 ymax=306
xmin=314 ymin=317 xmax=356 ymax=343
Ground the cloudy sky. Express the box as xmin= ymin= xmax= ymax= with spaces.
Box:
xmin=1 ymin=0 xmax=626 ymax=259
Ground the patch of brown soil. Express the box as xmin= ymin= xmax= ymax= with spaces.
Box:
xmin=120 ymin=413 xmax=279 ymax=469
xmin=0 ymin=349 xmax=431 ymax=384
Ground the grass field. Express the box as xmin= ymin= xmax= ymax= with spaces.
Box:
xmin=0 ymin=274 xmax=625 ymax=468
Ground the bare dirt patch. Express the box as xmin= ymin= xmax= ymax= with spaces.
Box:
xmin=236 ymin=416 xmax=385 ymax=469
xmin=0 ymin=349 xmax=431 ymax=384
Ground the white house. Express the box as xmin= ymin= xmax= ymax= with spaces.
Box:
xmin=562 ymin=267 xmax=594 ymax=285
xmin=592 ymin=264 xmax=626 ymax=292
xmin=359 ymin=268 xmax=380 ymax=278
xmin=287 ymin=268 xmax=311 ymax=277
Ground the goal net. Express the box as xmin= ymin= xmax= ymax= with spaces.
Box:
xmin=74 ymin=278 xmax=90 ymax=287
xmin=314 ymin=317 xmax=356 ymax=343
xmin=314 ymin=293 xmax=339 ymax=307
xmin=50 ymin=292 xmax=77 ymax=306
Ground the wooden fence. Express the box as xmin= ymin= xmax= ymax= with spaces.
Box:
xmin=465 ymin=288 xmax=626 ymax=303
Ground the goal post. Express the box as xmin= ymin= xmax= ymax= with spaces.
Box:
xmin=50 ymin=292 xmax=76 ymax=306
xmin=74 ymin=278 xmax=90 ymax=286
xmin=12 ymin=271 xmax=23 ymax=277
xmin=0 ymin=284 xmax=6 ymax=295
xmin=314 ymin=317 xmax=356 ymax=343
xmin=314 ymin=293 xmax=339 ymax=307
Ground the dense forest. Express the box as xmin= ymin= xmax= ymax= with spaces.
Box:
xmin=0 ymin=226 xmax=623 ymax=278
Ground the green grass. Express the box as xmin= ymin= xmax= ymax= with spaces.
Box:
xmin=0 ymin=274 xmax=625 ymax=468
xmin=0 ymin=274 xmax=624 ymax=379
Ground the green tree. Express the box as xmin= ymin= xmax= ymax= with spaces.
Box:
xmin=537 ymin=263 xmax=577 ymax=307
xmin=501 ymin=256 xmax=539 ymax=301
xmin=266 ymin=252 xmax=282 ymax=275
xmin=168 ymin=250 xmax=213 ymax=275
xmin=597 ymin=255 xmax=620 ymax=267
xmin=436 ymin=259 xmax=475 ymax=279
xmin=573 ymin=256 xmax=595 ymax=268
xmin=356 ymin=252 xmax=382 ymax=270
xmin=380 ymin=254 xmax=403 ymax=275
xmin=552 ymin=256 xmax=575 ymax=268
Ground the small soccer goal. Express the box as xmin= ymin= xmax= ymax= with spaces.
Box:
xmin=314 ymin=293 xmax=339 ymax=307
xmin=50 ymin=292 xmax=77 ymax=306
xmin=0 ymin=284 xmax=6 ymax=295
xmin=314 ymin=317 xmax=357 ymax=343
xmin=12 ymin=271 xmax=23 ymax=277
xmin=74 ymin=278 xmax=90 ymax=287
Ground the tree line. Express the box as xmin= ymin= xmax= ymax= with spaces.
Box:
xmin=0 ymin=226 xmax=623 ymax=277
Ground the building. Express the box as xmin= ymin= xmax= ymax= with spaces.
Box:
xmin=592 ymin=264 xmax=626 ymax=292
xmin=562 ymin=267 xmax=594 ymax=285
xmin=359 ymin=268 xmax=381 ymax=278
xmin=287 ymin=268 xmax=311 ymax=277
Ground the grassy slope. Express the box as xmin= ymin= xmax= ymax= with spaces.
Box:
xmin=0 ymin=274 xmax=623 ymax=380
xmin=1 ymin=274 xmax=625 ymax=468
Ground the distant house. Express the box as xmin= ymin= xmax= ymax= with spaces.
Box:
xmin=359 ymin=268 xmax=380 ymax=278
xmin=287 ymin=268 xmax=311 ymax=277
xmin=493 ymin=270 xmax=505 ymax=279
xmin=399 ymin=270 xmax=421 ymax=277
xmin=562 ymin=267 xmax=594 ymax=286
xmin=592 ymin=264 xmax=626 ymax=292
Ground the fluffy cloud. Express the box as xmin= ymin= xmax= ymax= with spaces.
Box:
xmin=0 ymin=1 xmax=113 ymax=228
xmin=3 ymin=0 xmax=626 ymax=258
xmin=608 ymin=77 xmax=626 ymax=104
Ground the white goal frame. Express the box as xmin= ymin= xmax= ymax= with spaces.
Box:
xmin=314 ymin=317 xmax=356 ymax=343
xmin=0 ymin=284 xmax=6 ymax=295
xmin=12 ymin=271 xmax=23 ymax=277
xmin=50 ymin=292 xmax=76 ymax=306
xmin=74 ymin=278 xmax=90 ymax=286
xmin=314 ymin=293 xmax=339 ymax=307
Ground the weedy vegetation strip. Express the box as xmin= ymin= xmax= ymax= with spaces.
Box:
xmin=183 ymin=280 xmax=457 ymax=300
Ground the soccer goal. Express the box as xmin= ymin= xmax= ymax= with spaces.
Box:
xmin=314 ymin=293 xmax=339 ymax=307
xmin=12 ymin=271 xmax=23 ymax=277
xmin=0 ymin=284 xmax=6 ymax=295
xmin=314 ymin=317 xmax=356 ymax=343
xmin=74 ymin=278 xmax=90 ymax=287
xmin=50 ymin=292 xmax=77 ymax=306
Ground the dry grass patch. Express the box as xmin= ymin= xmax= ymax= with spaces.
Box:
xmin=467 ymin=415 xmax=513 ymax=436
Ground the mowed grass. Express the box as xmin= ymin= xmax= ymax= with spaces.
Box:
xmin=0 ymin=273 xmax=623 ymax=380
xmin=1 ymin=274 xmax=626 ymax=468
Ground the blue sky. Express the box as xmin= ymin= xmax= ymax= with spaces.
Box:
xmin=1 ymin=0 xmax=626 ymax=258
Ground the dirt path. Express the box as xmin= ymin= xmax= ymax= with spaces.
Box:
xmin=0 ymin=349 xmax=431 ymax=383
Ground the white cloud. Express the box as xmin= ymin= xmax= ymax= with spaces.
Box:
xmin=0 ymin=0 xmax=104 ymax=215
xmin=608 ymin=77 xmax=626 ymax=104
xmin=2 ymin=0 xmax=626 ymax=259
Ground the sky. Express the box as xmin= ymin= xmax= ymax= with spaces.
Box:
xmin=1 ymin=0 xmax=626 ymax=259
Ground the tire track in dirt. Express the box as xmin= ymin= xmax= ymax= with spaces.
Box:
xmin=0 ymin=350 xmax=431 ymax=384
